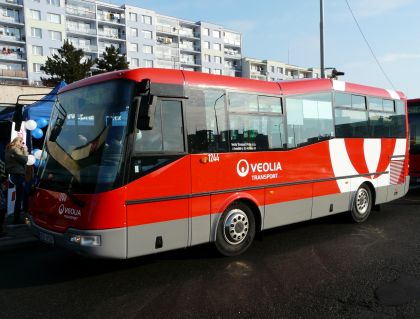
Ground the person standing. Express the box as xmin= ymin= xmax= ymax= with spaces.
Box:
xmin=0 ymin=161 xmax=7 ymax=235
xmin=5 ymin=136 xmax=29 ymax=224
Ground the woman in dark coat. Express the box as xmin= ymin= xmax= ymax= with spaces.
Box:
xmin=5 ymin=136 xmax=28 ymax=224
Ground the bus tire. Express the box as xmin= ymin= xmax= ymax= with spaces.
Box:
xmin=215 ymin=202 xmax=256 ymax=257
xmin=350 ymin=184 xmax=372 ymax=223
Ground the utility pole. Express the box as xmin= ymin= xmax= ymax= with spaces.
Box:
xmin=320 ymin=0 xmax=325 ymax=78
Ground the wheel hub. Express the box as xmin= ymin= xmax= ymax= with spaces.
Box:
xmin=356 ymin=188 xmax=369 ymax=214
xmin=223 ymin=209 xmax=249 ymax=245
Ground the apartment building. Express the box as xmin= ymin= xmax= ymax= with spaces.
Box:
xmin=242 ymin=57 xmax=320 ymax=81
xmin=0 ymin=0 xmax=242 ymax=85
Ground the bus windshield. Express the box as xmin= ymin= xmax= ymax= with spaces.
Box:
xmin=38 ymin=79 xmax=136 ymax=194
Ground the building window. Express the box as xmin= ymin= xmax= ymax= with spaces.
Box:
xmin=31 ymin=27 xmax=42 ymax=38
xmin=47 ymin=0 xmax=60 ymax=6
xmin=30 ymin=10 xmax=41 ymax=20
xmin=33 ymin=63 xmax=42 ymax=73
xmin=143 ymin=45 xmax=153 ymax=54
xmin=32 ymin=45 xmax=43 ymax=56
xmin=142 ymin=15 xmax=152 ymax=25
xmin=204 ymin=54 xmax=210 ymax=62
xmin=143 ymin=59 xmax=153 ymax=67
xmin=48 ymin=30 xmax=62 ymax=41
xmin=142 ymin=30 xmax=152 ymax=39
xmin=203 ymin=28 xmax=209 ymax=36
xmin=203 ymin=41 xmax=210 ymax=49
xmin=214 ymin=56 xmax=222 ymax=64
xmin=129 ymin=12 xmax=137 ymax=22
xmin=212 ymin=30 xmax=221 ymax=38
xmin=202 ymin=67 xmax=210 ymax=73
xmin=213 ymin=69 xmax=222 ymax=75
xmin=213 ymin=43 xmax=221 ymax=51
xmin=130 ymin=28 xmax=138 ymax=37
xmin=129 ymin=43 xmax=138 ymax=52
xmin=47 ymin=13 xmax=61 ymax=24
xmin=49 ymin=47 xmax=59 ymax=55
xmin=131 ymin=58 xmax=139 ymax=67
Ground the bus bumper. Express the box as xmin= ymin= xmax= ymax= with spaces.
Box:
xmin=28 ymin=216 xmax=127 ymax=259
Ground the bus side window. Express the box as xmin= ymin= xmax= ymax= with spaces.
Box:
xmin=134 ymin=99 xmax=184 ymax=153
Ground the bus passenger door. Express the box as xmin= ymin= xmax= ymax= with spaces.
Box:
xmin=126 ymin=98 xmax=191 ymax=258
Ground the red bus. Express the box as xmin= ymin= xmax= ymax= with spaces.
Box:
xmin=28 ymin=68 xmax=409 ymax=259
xmin=408 ymin=99 xmax=420 ymax=182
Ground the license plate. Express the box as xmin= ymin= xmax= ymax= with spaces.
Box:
xmin=39 ymin=232 xmax=54 ymax=245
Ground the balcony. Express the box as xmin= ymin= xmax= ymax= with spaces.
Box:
xmin=179 ymin=29 xmax=199 ymax=39
xmin=179 ymin=44 xmax=200 ymax=53
xmin=0 ymin=68 xmax=26 ymax=78
xmin=98 ymin=44 xmax=120 ymax=54
xmin=223 ymin=39 xmax=241 ymax=47
xmin=156 ymin=41 xmax=178 ymax=49
xmin=66 ymin=26 xmax=97 ymax=36
xmin=0 ymin=0 xmax=23 ymax=7
xmin=0 ymin=34 xmax=24 ymax=43
xmin=0 ymin=15 xmax=22 ymax=25
xmin=0 ymin=51 xmax=25 ymax=61
xmin=224 ymin=69 xmax=236 ymax=77
xmin=98 ymin=30 xmax=124 ymax=41
xmin=98 ymin=14 xmax=125 ymax=25
xmin=224 ymin=49 xmax=241 ymax=59
xmin=66 ymin=7 xmax=96 ymax=20
xmin=156 ymin=25 xmax=179 ymax=35
xmin=73 ymin=43 xmax=98 ymax=53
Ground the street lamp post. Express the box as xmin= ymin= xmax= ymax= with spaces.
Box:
xmin=320 ymin=0 xmax=325 ymax=78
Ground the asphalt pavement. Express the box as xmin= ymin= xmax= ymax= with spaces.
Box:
xmin=0 ymin=186 xmax=419 ymax=319
xmin=0 ymin=216 xmax=38 ymax=252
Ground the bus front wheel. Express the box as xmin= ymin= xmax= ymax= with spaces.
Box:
xmin=215 ymin=202 xmax=256 ymax=256
xmin=350 ymin=184 xmax=373 ymax=223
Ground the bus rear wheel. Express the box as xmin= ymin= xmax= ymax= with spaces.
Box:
xmin=350 ymin=184 xmax=372 ymax=223
xmin=215 ymin=202 xmax=256 ymax=256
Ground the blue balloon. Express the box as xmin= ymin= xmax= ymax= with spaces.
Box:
xmin=31 ymin=127 xmax=43 ymax=139
xmin=32 ymin=148 xmax=40 ymax=155
xmin=34 ymin=159 xmax=40 ymax=167
xmin=36 ymin=118 xmax=48 ymax=129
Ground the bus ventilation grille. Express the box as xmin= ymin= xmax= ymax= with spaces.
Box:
xmin=390 ymin=160 xmax=404 ymax=185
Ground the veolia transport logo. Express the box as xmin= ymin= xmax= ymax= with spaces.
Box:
xmin=236 ymin=159 xmax=250 ymax=177
xmin=236 ymin=159 xmax=282 ymax=180
xmin=59 ymin=193 xmax=67 ymax=202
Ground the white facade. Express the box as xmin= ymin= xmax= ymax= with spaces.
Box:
xmin=0 ymin=0 xmax=243 ymax=85
xmin=242 ymin=57 xmax=320 ymax=82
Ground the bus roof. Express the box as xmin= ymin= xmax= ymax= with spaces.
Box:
xmin=60 ymin=68 xmax=406 ymax=100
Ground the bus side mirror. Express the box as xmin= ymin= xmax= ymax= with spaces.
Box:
xmin=136 ymin=95 xmax=157 ymax=130
xmin=136 ymin=79 xmax=156 ymax=130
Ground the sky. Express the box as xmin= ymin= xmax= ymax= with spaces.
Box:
xmin=117 ymin=0 xmax=420 ymax=98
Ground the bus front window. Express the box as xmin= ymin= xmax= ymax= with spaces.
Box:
xmin=38 ymin=80 xmax=136 ymax=194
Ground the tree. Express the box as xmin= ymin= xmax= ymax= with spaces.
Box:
xmin=93 ymin=45 xmax=129 ymax=75
xmin=41 ymin=40 xmax=94 ymax=86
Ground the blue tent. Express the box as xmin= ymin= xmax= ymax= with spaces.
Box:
xmin=0 ymin=81 xmax=66 ymax=121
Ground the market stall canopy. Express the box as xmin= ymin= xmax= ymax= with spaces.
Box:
xmin=0 ymin=81 xmax=66 ymax=121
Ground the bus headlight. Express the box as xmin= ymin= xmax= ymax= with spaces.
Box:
xmin=69 ymin=234 xmax=101 ymax=246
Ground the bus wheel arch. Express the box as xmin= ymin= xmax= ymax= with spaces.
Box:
xmin=214 ymin=199 xmax=260 ymax=257
xmin=350 ymin=182 xmax=375 ymax=223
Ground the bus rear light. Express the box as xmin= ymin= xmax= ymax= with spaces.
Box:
xmin=69 ymin=234 xmax=101 ymax=247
